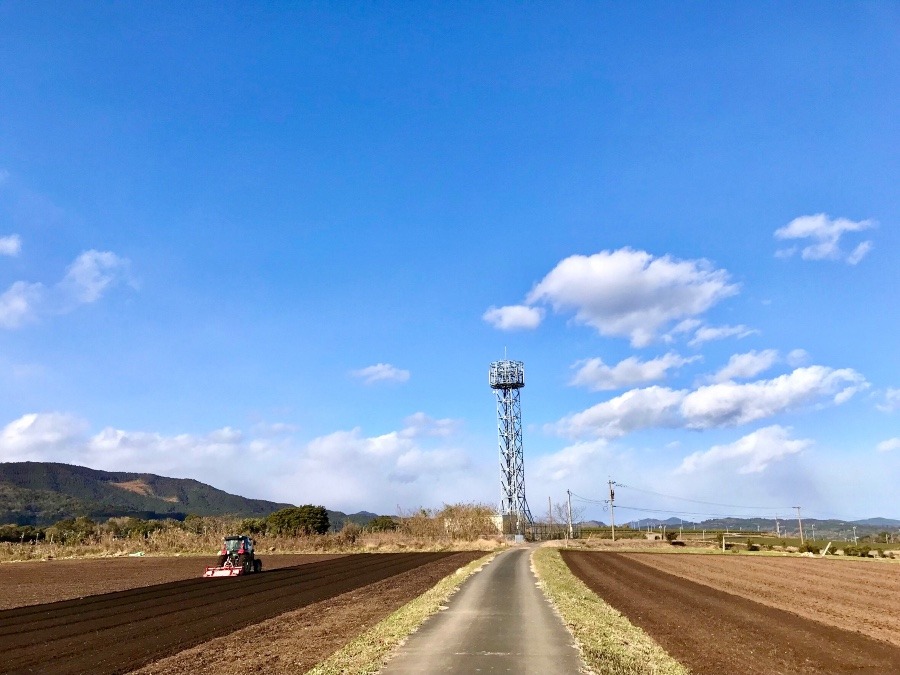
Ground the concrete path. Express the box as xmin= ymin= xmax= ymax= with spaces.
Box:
xmin=379 ymin=546 xmax=583 ymax=674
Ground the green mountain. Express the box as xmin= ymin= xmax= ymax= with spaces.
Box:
xmin=0 ymin=462 xmax=294 ymax=526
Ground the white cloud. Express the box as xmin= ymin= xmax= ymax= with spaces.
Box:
xmin=0 ymin=249 xmax=132 ymax=329
xmin=681 ymin=366 xmax=866 ymax=429
xmin=688 ymin=324 xmax=757 ymax=347
xmin=676 ymin=425 xmax=812 ymax=475
xmin=0 ymin=411 xmax=484 ymax=513
xmin=710 ymin=349 xmax=779 ymax=382
xmin=482 ymin=304 xmax=544 ymax=330
xmin=0 ymin=281 xmax=44 ymax=328
xmin=876 ymin=438 xmax=900 ymax=453
xmin=0 ymin=234 xmax=21 ymax=256
xmin=552 ymin=385 xmax=685 ymax=439
xmin=774 ymin=214 xmax=875 ymax=264
xmin=534 ymin=439 xmax=609 ymax=482
xmin=570 ymin=352 xmax=698 ymax=391
xmin=846 ymin=241 xmax=873 ymax=265
xmin=526 ymin=248 xmax=739 ymax=347
xmin=399 ymin=412 xmax=459 ymax=438
xmin=786 ymin=349 xmax=809 ymax=367
xmin=552 ymin=365 xmax=866 ymax=439
xmin=0 ymin=412 xmax=88 ymax=459
xmin=876 ymin=388 xmax=900 ymax=413
xmin=56 ymin=250 xmax=131 ymax=305
xmin=350 ymin=363 xmax=410 ymax=385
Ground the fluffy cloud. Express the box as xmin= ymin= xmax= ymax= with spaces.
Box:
xmin=533 ymin=439 xmax=609 ymax=482
xmin=0 ymin=411 xmax=481 ymax=513
xmin=350 ymin=363 xmax=410 ymax=385
xmin=482 ymin=304 xmax=544 ymax=330
xmin=710 ymin=349 xmax=779 ymax=382
xmin=525 ymin=248 xmax=739 ymax=347
xmin=0 ymin=248 xmax=132 ymax=329
xmin=0 ymin=412 xmax=88 ymax=459
xmin=570 ymin=352 xmax=698 ymax=391
xmin=774 ymin=214 xmax=875 ymax=264
xmin=688 ymin=324 xmax=757 ymax=347
xmin=676 ymin=425 xmax=812 ymax=474
xmin=400 ymin=412 xmax=459 ymax=438
xmin=553 ymin=366 xmax=866 ymax=439
xmin=681 ymin=366 xmax=866 ymax=429
xmin=876 ymin=388 xmax=900 ymax=413
xmin=876 ymin=438 xmax=900 ymax=453
xmin=56 ymin=250 xmax=132 ymax=305
xmin=0 ymin=234 xmax=21 ymax=256
xmin=0 ymin=281 xmax=43 ymax=328
xmin=553 ymin=386 xmax=685 ymax=439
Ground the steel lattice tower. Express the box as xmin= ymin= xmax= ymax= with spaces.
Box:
xmin=489 ymin=359 xmax=533 ymax=536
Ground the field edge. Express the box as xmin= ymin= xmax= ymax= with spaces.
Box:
xmin=304 ymin=551 xmax=499 ymax=675
xmin=532 ymin=547 xmax=689 ymax=675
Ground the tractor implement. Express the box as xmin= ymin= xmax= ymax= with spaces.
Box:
xmin=203 ymin=559 xmax=244 ymax=578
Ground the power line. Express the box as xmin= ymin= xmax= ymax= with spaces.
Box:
xmin=612 ymin=482 xmax=794 ymax=511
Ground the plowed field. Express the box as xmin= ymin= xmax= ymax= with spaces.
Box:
xmin=563 ymin=551 xmax=900 ymax=674
xmin=620 ymin=552 xmax=900 ymax=648
xmin=0 ymin=554 xmax=344 ymax=610
xmin=0 ymin=552 xmax=458 ymax=675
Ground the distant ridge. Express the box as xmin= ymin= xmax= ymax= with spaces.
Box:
xmin=582 ymin=515 xmax=900 ymax=536
xmin=0 ymin=461 xmax=294 ymax=526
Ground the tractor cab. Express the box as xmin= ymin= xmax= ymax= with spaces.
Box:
xmin=223 ymin=535 xmax=253 ymax=555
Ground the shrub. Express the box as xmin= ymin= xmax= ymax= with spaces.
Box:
xmin=266 ymin=505 xmax=330 ymax=536
xmin=368 ymin=515 xmax=399 ymax=532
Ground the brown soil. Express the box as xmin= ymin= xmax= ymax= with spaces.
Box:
xmin=0 ymin=553 xmax=344 ymax=610
xmin=0 ymin=552 xmax=471 ymax=674
xmin=563 ymin=551 xmax=900 ymax=674
xmin=133 ymin=550 xmax=483 ymax=674
xmin=621 ymin=552 xmax=900 ymax=648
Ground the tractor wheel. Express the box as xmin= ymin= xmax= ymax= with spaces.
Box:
xmin=253 ymin=559 xmax=262 ymax=573
xmin=239 ymin=554 xmax=252 ymax=574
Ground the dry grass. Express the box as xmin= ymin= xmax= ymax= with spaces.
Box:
xmin=305 ymin=552 xmax=498 ymax=675
xmin=0 ymin=531 xmax=505 ymax=563
xmin=532 ymin=547 xmax=689 ymax=675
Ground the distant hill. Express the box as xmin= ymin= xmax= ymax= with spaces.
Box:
xmin=0 ymin=462 xmax=294 ymax=526
xmin=583 ymin=515 xmax=900 ymax=537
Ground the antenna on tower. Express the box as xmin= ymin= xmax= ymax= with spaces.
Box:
xmin=489 ymin=357 xmax=533 ymax=540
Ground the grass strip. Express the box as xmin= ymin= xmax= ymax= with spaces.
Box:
xmin=305 ymin=551 xmax=498 ymax=675
xmin=532 ymin=547 xmax=689 ymax=675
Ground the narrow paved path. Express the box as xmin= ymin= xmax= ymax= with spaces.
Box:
xmin=380 ymin=547 xmax=583 ymax=674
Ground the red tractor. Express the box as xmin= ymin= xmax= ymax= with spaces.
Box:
xmin=203 ymin=535 xmax=262 ymax=577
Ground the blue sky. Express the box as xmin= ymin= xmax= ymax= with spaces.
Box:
xmin=1 ymin=3 xmax=897 ymax=522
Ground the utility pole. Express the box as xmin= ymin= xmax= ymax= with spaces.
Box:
xmin=811 ymin=523 xmax=816 ymax=541
xmin=566 ymin=490 xmax=573 ymax=539
xmin=548 ymin=496 xmax=553 ymax=537
xmin=852 ymin=525 xmax=858 ymax=544
xmin=608 ymin=479 xmax=616 ymax=542
xmin=775 ymin=515 xmax=781 ymax=537
xmin=795 ymin=506 xmax=804 ymax=545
